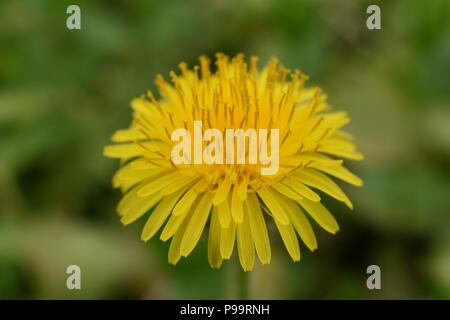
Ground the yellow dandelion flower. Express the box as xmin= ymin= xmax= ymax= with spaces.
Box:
xmin=104 ymin=53 xmax=363 ymax=271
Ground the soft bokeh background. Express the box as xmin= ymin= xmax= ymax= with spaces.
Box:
xmin=1 ymin=0 xmax=449 ymax=299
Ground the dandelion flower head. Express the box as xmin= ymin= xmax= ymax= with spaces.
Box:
xmin=104 ymin=53 xmax=363 ymax=271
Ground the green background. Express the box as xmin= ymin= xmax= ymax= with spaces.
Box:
xmin=0 ymin=0 xmax=449 ymax=299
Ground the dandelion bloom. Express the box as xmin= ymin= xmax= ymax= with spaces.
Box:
xmin=104 ymin=53 xmax=363 ymax=271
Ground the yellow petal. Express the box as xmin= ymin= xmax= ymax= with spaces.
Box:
xmin=220 ymin=221 xmax=236 ymax=259
xmin=238 ymin=176 xmax=249 ymax=201
xmin=119 ymin=191 xmax=163 ymax=226
xmin=104 ymin=143 xmax=142 ymax=159
xmin=213 ymin=175 xmax=232 ymax=205
xmin=207 ymin=207 xmax=223 ymax=268
xmin=256 ymin=187 xmax=290 ymax=225
xmin=319 ymin=145 xmax=364 ymax=160
xmin=322 ymin=111 xmax=350 ymax=130
xmin=312 ymin=164 xmax=363 ymax=187
xmin=167 ymin=208 xmax=193 ymax=265
xmin=217 ymin=194 xmax=231 ymax=228
xmin=193 ymin=178 xmax=210 ymax=193
xmin=161 ymin=191 xmax=202 ymax=241
xmin=111 ymin=128 xmax=145 ymax=142
xmin=333 ymin=129 xmax=354 ymax=141
xmin=271 ymin=182 xmax=302 ymax=201
xmin=129 ymin=158 xmax=160 ymax=170
xmin=237 ymin=213 xmax=255 ymax=271
xmin=231 ymin=184 xmax=244 ymax=224
xmin=277 ymin=196 xmax=317 ymax=251
xmin=297 ymin=198 xmax=339 ymax=234
xmin=172 ymin=188 xmax=199 ymax=217
xmin=137 ymin=171 xmax=185 ymax=197
xmin=302 ymin=154 xmax=343 ymax=166
xmin=281 ymin=177 xmax=321 ymax=202
xmin=160 ymin=213 xmax=187 ymax=241
xmin=141 ymin=185 xmax=189 ymax=241
xmin=117 ymin=180 xmax=145 ymax=214
xmin=274 ymin=220 xmax=300 ymax=262
xmin=246 ymin=193 xmax=271 ymax=264
xmin=160 ymin=176 xmax=198 ymax=196
xmin=114 ymin=165 xmax=169 ymax=190
xmin=294 ymin=168 xmax=353 ymax=209
xmin=180 ymin=192 xmax=213 ymax=257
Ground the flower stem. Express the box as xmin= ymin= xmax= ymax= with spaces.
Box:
xmin=237 ymin=267 xmax=249 ymax=300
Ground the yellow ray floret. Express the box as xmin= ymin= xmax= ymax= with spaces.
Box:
xmin=104 ymin=53 xmax=363 ymax=271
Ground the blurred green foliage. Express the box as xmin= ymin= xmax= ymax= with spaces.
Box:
xmin=0 ymin=0 xmax=449 ymax=299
